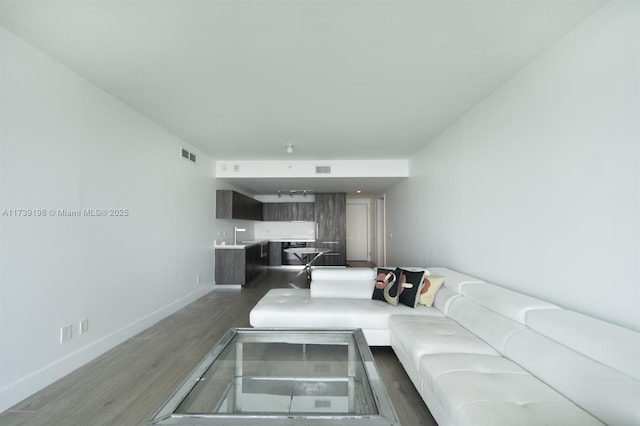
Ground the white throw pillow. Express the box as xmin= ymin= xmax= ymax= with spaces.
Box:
xmin=418 ymin=275 xmax=445 ymax=307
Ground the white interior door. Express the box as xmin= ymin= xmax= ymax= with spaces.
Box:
xmin=346 ymin=203 xmax=369 ymax=261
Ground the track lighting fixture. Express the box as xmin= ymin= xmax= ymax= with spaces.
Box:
xmin=276 ymin=190 xmax=313 ymax=198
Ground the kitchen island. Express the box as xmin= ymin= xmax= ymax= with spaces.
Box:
xmin=214 ymin=238 xmax=318 ymax=285
xmin=214 ymin=240 xmax=269 ymax=286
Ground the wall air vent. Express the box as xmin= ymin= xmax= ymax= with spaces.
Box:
xmin=315 ymin=400 xmax=331 ymax=408
xmin=315 ymin=166 xmax=331 ymax=174
xmin=180 ymin=147 xmax=197 ymax=164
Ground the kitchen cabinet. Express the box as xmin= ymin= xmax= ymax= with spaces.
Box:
xmin=295 ymin=203 xmax=316 ymax=222
xmin=262 ymin=203 xmax=289 ymax=221
xmin=216 ymin=190 xmax=262 ymax=221
xmin=269 ymin=242 xmax=282 ymax=266
xmin=245 ymin=244 xmax=260 ymax=282
xmin=215 ymin=249 xmax=244 ymax=285
xmin=262 ymin=202 xmax=315 ymax=221
xmin=296 ymin=203 xmax=315 ymax=221
xmin=215 ymin=242 xmax=268 ymax=286
xmin=314 ymin=193 xmax=346 ymax=266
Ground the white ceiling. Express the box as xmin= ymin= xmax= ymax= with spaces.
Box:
xmin=0 ymin=0 xmax=604 ymax=192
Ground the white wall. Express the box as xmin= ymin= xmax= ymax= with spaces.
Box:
xmin=0 ymin=27 xmax=217 ymax=411
xmin=385 ymin=1 xmax=639 ymax=331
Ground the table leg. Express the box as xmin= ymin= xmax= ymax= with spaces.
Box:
xmin=289 ymin=251 xmax=328 ymax=286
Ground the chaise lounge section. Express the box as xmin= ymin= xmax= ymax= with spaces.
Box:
xmin=249 ymin=267 xmax=640 ymax=425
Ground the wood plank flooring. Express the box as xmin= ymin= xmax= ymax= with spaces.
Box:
xmin=0 ymin=269 xmax=436 ymax=426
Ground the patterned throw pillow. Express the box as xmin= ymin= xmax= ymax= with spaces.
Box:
xmin=418 ymin=275 xmax=445 ymax=307
xmin=383 ymin=270 xmax=401 ymax=306
xmin=398 ymin=269 xmax=426 ymax=308
xmin=372 ymin=267 xmax=400 ymax=304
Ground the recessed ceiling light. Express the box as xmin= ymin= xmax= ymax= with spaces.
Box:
xmin=356 ymin=190 xmax=362 ymax=194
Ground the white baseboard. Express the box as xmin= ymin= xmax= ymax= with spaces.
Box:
xmin=0 ymin=285 xmax=214 ymax=413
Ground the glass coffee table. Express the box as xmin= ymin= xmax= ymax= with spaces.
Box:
xmin=147 ymin=328 xmax=398 ymax=425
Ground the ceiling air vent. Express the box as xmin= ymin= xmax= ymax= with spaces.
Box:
xmin=315 ymin=166 xmax=331 ymax=174
xmin=180 ymin=147 xmax=197 ymax=164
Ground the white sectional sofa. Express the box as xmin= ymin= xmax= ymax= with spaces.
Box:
xmin=249 ymin=267 xmax=640 ymax=425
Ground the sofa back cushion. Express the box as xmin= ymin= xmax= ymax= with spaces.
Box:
xmin=310 ymin=268 xmax=377 ymax=299
xmin=523 ymin=308 xmax=640 ymax=425
xmin=311 ymin=268 xmax=375 ymax=281
xmin=462 ymin=282 xmax=560 ymax=324
xmin=426 ymin=267 xmax=485 ymax=293
xmin=432 ymin=286 xmax=461 ymax=315
xmin=310 ymin=279 xmax=375 ymax=299
xmin=505 ymin=328 xmax=640 ymax=426
xmin=437 ymin=277 xmax=640 ymax=425
xmin=444 ymin=282 xmax=560 ymax=354
xmin=526 ymin=309 xmax=640 ymax=380
xmin=446 ymin=296 xmax=526 ymax=354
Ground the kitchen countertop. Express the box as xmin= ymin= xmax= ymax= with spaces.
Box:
xmin=267 ymin=238 xmax=315 ymax=242
xmin=214 ymin=240 xmax=269 ymax=249
xmin=214 ymin=238 xmax=314 ymax=249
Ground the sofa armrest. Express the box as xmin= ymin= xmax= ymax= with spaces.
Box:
xmin=310 ymin=279 xmax=375 ymax=299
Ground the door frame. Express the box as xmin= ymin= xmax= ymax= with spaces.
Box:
xmin=377 ymin=196 xmax=386 ymax=267
xmin=346 ymin=198 xmax=372 ymax=262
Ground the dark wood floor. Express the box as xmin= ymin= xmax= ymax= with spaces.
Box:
xmin=0 ymin=269 xmax=436 ymax=426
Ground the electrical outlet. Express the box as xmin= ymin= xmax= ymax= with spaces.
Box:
xmin=196 ymin=275 xmax=201 ymax=284
xmin=79 ymin=319 xmax=89 ymax=335
xmin=60 ymin=325 xmax=72 ymax=343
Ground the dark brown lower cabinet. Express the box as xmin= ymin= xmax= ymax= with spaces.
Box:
xmin=269 ymin=242 xmax=282 ymax=266
xmin=316 ymin=240 xmax=346 ymax=266
xmin=215 ymin=243 xmax=268 ymax=286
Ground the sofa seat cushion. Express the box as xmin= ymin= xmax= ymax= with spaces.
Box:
xmin=418 ymin=353 xmax=525 ymax=396
xmin=457 ymin=401 xmax=602 ymax=426
xmin=390 ymin=315 xmax=499 ymax=370
xmin=418 ymin=353 xmax=602 ymax=426
xmin=250 ymin=289 xmax=444 ymax=331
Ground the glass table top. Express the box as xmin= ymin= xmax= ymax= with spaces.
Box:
xmin=147 ymin=328 xmax=398 ymax=425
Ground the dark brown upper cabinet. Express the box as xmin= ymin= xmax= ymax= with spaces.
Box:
xmin=262 ymin=202 xmax=315 ymax=222
xmin=216 ymin=190 xmax=263 ymax=221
